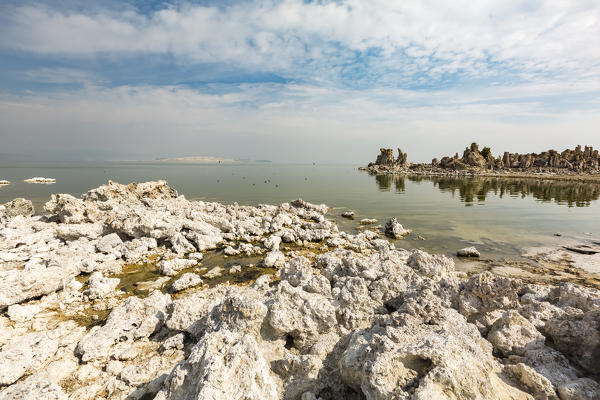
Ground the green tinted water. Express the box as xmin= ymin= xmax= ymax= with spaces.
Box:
xmin=1 ymin=161 xmax=599 ymax=260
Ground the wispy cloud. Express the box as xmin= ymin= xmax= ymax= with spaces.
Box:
xmin=2 ymin=1 xmax=599 ymax=87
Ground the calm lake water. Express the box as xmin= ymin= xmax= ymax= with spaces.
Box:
xmin=1 ymin=161 xmax=599 ymax=260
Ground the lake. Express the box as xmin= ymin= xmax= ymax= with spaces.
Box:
xmin=1 ymin=160 xmax=599 ymax=261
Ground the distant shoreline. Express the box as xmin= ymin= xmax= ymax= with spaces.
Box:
xmin=153 ymin=156 xmax=237 ymax=164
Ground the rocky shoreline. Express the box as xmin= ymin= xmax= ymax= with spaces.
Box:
xmin=1 ymin=181 xmax=599 ymax=399
xmin=361 ymin=144 xmax=600 ymax=183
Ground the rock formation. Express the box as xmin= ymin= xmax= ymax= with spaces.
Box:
xmin=365 ymin=143 xmax=600 ymax=175
xmin=0 ymin=180 xmax=599 ymax=399
xmin=370 ymin=148 xmax=410 ymax=169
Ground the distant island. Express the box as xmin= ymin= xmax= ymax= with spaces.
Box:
xmin=154 ymin=156 xmax=237 ymax=164
xmin=361 ymin=143 xmax=600 ymax=182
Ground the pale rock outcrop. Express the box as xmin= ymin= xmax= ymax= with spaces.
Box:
xmin=384 ymin=217 xmax=411 ymax=239
xmin=166 ymin=287 xmax=229 ymax=339
xmin=54 ymin=223 xmax=104 ymax=241
xmin=75 ymin=291 xmax=171 ymax=362
xmin=96 ymin=232 xmax=123 ymax=254
xmin=169 ymin=273 xmax=203 ymax=292
xmin=0 ymin=322 xmax=84 ymax=386
xmin=155 ymin=330 xmax=279 ymax=400
xmin=458 ymin=246 xmax=481 ymax=257
xmin=505 ymin=363 xmax=558 ymax=400
xmin=120 ymin=237 xmax=157 ymax=262
xmin=264 ymin=235 xmax=282 ymax=251
xmin=268 ymin=281 xmax=337 ymax=351
xmin=82 ymin=180 xmax=178 ymax=202
xmin=44 ymin=194 xmax=99 ymax=224
xmin=264 ymin=250 xmax=286 ymax=268
xmin=83 ymin=272 xmax=120 ymax=300
xmin=487 ymin=311 xmax=545 ymax=356
xmin=0 ymin=381 xmax=67 ymax=400
xmin=204 ymin=267 xmax=224 ymax=279
xmin=159 ymin=258 xmax=197 ymax=276
xmin=169 ymin=232 xmax=196 ymax=254
xmin=156 ymin=292 xmax=276 ymax=400
xmin=544 ymin=310 xmax=600 ymax=374
xmin=6 ymin=303 xmax=42 ymax=322
xmin=0 ymin=257 xmax=81 ymax=309
xmin=1 ymin=198 xmax=34 ymax=218
xmin=459 ymin=272 xmax=522 ymax=322
xmin=338 ymin=294 xmax=527 ymax=400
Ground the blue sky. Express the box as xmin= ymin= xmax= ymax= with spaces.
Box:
xmin=0 ymin=0 xmax=599 ymax=162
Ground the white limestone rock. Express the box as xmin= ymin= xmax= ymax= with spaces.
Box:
xmin=505 ymin=363 xmax=558 ymax=400
xmin=6 ymin=303 xmax=42 ymax=322
xmin=155 ymin=330 xmax=279 ymax=400
xmin=0 ymin=322 xmax=84 ymax=386
xmin=384 ymin=217 xmax=411 ymax=239
xmin=557 ymin=378 xmax=600 ymax=400
xmin=487 ymin=310 xmax=545 ymax=356
xmin=268 ymin=281 xmax=337 ymax=351
xmin=263 ymin=235 xmax=282 ymax=251
xmin=0 ymin=381 xmax=67 ymax=400
xmin=96 ymin=233 xmax=123 ymax=254
xmin=83 ymin=272 xmax=120 ymax=300
xmin=264 ymin=250 xmax=285 ymax=268
xmin=459 ymin=271 xmax=522 ymax=320
xmin=457 ymin=246 xmax=481 ymax=257
xmin=169 ymin=232 xmax=196 ymax=254
xmin=204 ymin=267 xmax=224 ymax=279
xmin=170 ymin=273 xmax=203 ymax=292
xmin=1 ymin=198 xmax=34 ymax=218
xmin=75 ymin=290 xmax=171 ymax=362
xmin=159 ymin=258 xmax=197 ymax=276
xmin=44 ymin=193 xmax=99 ymax=224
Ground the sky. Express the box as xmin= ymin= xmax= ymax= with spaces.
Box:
xmin=0 ymin=0 xmax=599 ymax=163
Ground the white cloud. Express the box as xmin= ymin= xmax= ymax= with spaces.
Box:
xmin=1 ymin=82 xmax=599 ymax=162
xmin=2 ymin=0 xmax=599 ymax=85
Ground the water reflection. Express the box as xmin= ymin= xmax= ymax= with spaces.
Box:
xmin=375 ymin=174 xmax=406 ymax=193
xmin=372 ymin=174 xmax=600 ymax=207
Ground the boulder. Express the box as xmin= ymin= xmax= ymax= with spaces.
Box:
xmin=44 ymin=194 xmax=99 ymax=224
xmin=83 ymin=272 xmax=120 ymax=300
xmin=384 ymin=217 xmax=411 ymax=239
xmin=159 ymin=258 xmax=197 ymax=276
xmin=487 ymin=311 xmax=545 ymax=356
xmin=2 ymin=198 xmax=34 ymax=218
xmin=169 ymin=273 xmax=203 ymax=292
xmin=75 ymin=291 xmax=171 ymax=362
xmin=457 ymin=246 xmax=480 ymax=257
xmin=95 ymin=233 xmax=123 ymax=254
xmin=268 ymin=281 xmax=337 ymax=351
xmin=155 ymin=330 xmax=279 ymax=400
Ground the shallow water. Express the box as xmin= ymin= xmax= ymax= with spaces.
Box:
xmin=1 ymin=160 xmax=599 ymax=260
